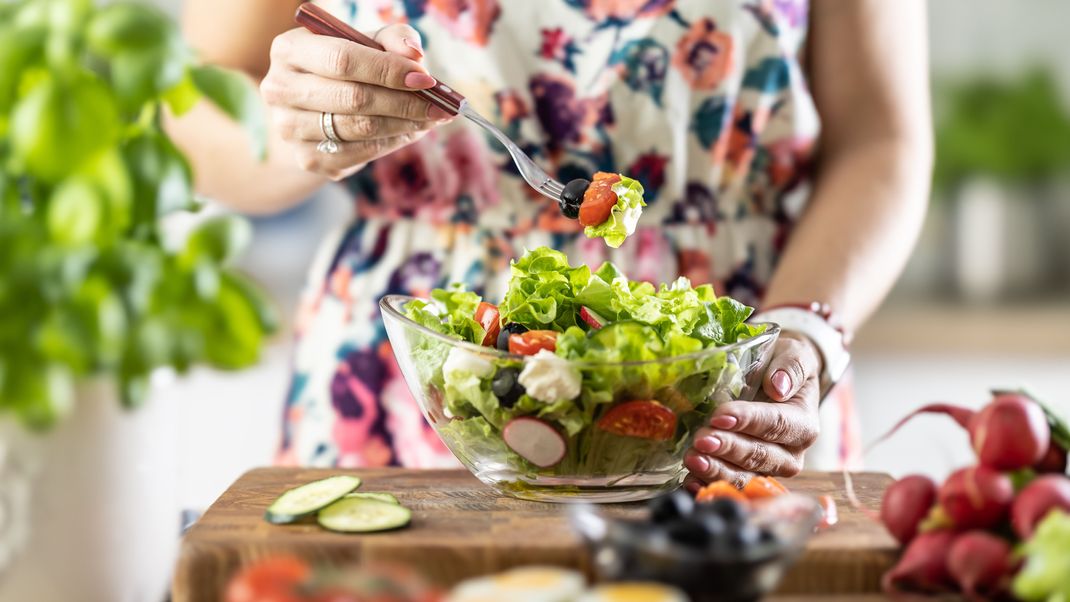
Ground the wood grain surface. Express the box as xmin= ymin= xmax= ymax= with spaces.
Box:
xmin=172 ymin=468 xmax=898 ymax=602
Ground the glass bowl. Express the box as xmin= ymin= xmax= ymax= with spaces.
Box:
xmin=571 ymin=494 xmax=822 ymax=601
xmin=380 ymin=294 xmax=779 ymax=503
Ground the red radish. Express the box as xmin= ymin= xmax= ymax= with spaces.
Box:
xmin=1034 ymin=441 xmax=1068 ymax=474
xmin=947 ymin=531 xmax=1016 ymax=601
xmin=578 ymin=306 xmax=607 ymax=330
xmin=938 ymin=466 xmax=1014 ymax=530
xmin=882 ymin=530 xmax=956 ymax=595
xmin=969 ymin=393 xmax=1050 ymax=470
xmin=880 ymin=474 xmax=937 ymax=545
xmin=1011 ymin=474 xmax=1070 ymax=538
xmin=502 ymin=417 xmax=566 ymax=468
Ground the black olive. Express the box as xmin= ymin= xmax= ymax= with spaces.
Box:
xmin=649 ymin=490 xmax=695 ymax=524
xmin=665 ymin=513 xmax=725 ymax=549
xmin=725 ymin=523 xmax=762 ymax=550
xmin=496 ymin=322 xmax=528 ymax=351
xmin=491 ymin=367 xmax=524 ymax=408
xmin=699 ymin=497 xmax=747 ymax=525
xmin=558 ymin=178 xmax=590 ymax=219
xmin=757 ymin=526 xmax=779 ymax=547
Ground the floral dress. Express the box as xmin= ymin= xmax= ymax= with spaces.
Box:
xmin=277 ymin=0 xmax=860 ymax=470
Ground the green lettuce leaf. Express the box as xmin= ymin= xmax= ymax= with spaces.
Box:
xmin=443 ymin=367 xmax=508 ymax=427
xmin=403 ymin=284 xmax=485 ymax=344
xmin=499 ymin=247 xmax=591 ymax=331
xmin=1013 ymin=510 xmax=1070 ymax=601
xmin=583 ymin=175 xmax=647 ymax=248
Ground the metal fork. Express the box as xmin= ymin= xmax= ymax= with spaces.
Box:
xmin=296 ymin=4 xmax=567 ymax=203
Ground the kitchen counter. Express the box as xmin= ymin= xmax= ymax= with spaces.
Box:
xmin=173 ymin=468 xmax=898 ymax=602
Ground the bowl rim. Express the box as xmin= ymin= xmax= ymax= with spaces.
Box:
xmin=379 ymin=294 xmax=781 ymax=367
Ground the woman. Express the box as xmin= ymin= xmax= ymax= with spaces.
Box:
xmin=170 ymin=0 xmax=932 ymax=486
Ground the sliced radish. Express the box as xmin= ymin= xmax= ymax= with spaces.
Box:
xmin=502 ymin=417 xmax=567 ymax=468
xmin=579 ymin=306 xmax=607 ymax=330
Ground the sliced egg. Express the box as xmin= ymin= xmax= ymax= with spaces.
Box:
xmin=577 ymin=582 xmax=689 ymax=602
xmin=447 ymin=566 xmax=586 ymax=602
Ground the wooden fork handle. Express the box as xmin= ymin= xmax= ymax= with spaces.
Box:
xmin=294 ymin=3 xmax=465 ymax=116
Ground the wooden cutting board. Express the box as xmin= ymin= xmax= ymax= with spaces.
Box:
xmin=172 ymin=468 xmax=898 ymax=602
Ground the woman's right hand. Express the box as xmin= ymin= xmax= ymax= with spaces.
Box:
xmin=261 ymin=24 xmax=452 ymax=181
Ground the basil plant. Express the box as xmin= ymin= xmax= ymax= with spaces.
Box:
xmin=0 ymin=0 xmax=276 ymax=430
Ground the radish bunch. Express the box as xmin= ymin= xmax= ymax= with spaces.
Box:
xmin=876 ymin=391 xmax=1070 ymax=601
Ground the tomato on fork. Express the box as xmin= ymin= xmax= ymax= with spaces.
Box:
xmin=578 ymin=172 xmax=621 ymax=227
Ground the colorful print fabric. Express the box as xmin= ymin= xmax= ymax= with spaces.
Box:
xmin=277 ymin=0 xmax=841 ymax=469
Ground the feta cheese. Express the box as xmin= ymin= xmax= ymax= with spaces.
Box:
xmin=442 ymin=346 xmax=494 ymax=380
xmin=518 ymin=349 xmax=581 ymax=402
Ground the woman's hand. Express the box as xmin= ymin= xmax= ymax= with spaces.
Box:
xmin=683 ymin=331 xmax=823 ymax=491
xmin=261 ymin=25 xmax=453 ymax=181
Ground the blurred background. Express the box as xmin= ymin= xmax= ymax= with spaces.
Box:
xmin=134 ymin=0 xmax=1070 ymax=512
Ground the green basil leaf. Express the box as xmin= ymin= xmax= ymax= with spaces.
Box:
xmin=202 ymin=276 xmax=264 ymax=369
xmin=47 ymin=178 xmax=106 ymax=246
xmin=86 ymin=2 xmax=178 ymax=57
xmin=181 ymin=214 xmax=253 ymax=267
xmin=108 ymin=47 xmax=187 ymax=113
xmin=124 ymin=130 xmax=195 ymax=234
xmin=190 ymin=65 xmax=266 ymax=160
xmin=11 ymin=72 xmax=119 ymax=182
xmin=162 ymin=70 xmax=201 ymax=117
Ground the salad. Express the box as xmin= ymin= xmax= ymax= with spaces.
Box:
xmin=559 ymin=173 xmax=647 ymax=248
xmin=399 ymin=246 xmax=771 ymax=490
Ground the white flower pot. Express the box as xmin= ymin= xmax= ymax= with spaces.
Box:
xmin=0 ymin=378 xmax=179 ymax=602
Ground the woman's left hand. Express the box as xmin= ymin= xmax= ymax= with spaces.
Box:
xmin=683 ymin=331 xmax=823 ymax=491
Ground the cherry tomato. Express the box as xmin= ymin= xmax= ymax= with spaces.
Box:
xmin=508 ymin=330 xmax=558 ymax=355
xmin=474 ymin=301 xmax=501 ymax=347
xmin=578 ymin=172 xmax=621 ymax=227
xmin=596 ymin=400 xmax=677 ymax=440
xmin=224 ymin=556 xmax=310 ymax=602
xmin=743 ymin=476 xmax=788 ymax=499
xmin=817 ymin=494 xmax=839 ymax=529
xmin=695 ymin=480 xmax=748 ymax=504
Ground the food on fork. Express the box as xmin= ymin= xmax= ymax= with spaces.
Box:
xmin=559 ymin=173 xmax=647 ymax=248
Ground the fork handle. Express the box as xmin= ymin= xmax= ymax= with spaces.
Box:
xmin=295 ymin=3 xmax=466 ymax=116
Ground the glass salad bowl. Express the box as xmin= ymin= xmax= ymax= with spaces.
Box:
xmin=381 ymin=294 xmax=779 ymax=503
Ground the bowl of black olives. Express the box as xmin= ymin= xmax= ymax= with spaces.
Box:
xmin=571 ymin=491 xmax=822 ymax=602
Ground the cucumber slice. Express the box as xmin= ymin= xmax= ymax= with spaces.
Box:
xmin=345 ymin=492 xmax=400 ymax=505
xmin=264 ymin=475 xmax=361 ymax=524
xmin=317 ymin=498 xmax=412 ymax=533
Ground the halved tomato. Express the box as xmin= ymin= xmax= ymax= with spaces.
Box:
xmin=578 ymin=172 xmax=621 ymax=227
xmin=225 ymin=556 xmax=310 ymax=602
xmin=695 ymin=480 xmax=748 ymax=503
xmin=742 ymin=476 xmax=788 ymax=499
xmin=474 ymin=302 xmax=501 ymax=347
xmin=596 ymin=400 xmax=677 ymax=440
xmin=508 ymin=330 xmax=557 ymax=355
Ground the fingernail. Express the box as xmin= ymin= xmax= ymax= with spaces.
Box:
xmin=686 ymin=454 xmax=710 ymax=474
xmin=427 ymin=105 xmax=453 ymax=120
xmin=710 ymin=415 xmax=737 ymax=430
xmin=404 ymin=72 xmax=436 ymax=90
xmin=403 ymin=37 xmax=424 ymax=57
xmin=772 ymin=370 xmax=792 ymax=397
xmin=695 ymin=435 xmax=721 ymax=454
